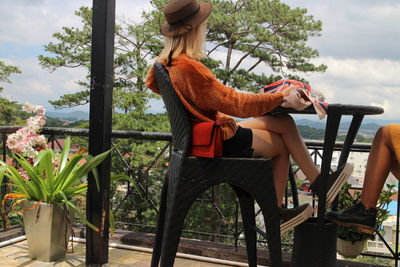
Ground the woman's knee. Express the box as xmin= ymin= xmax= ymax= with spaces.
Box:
xmin=277 ymin=113 xmax=294 ymax=123
xmin=252 ymin=129 xmax=289 ymax=158
xmin=376 ymin=125 xmax=391 ymax=140
xmin=272 ymin=114 xmax=296 ymax=130
xmin=374 ymin=125 xmax=394 ymax=150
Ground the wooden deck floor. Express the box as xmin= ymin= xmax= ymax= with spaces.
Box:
xmin=0 ymin=228 xmax=387 ymax=267
xmin=0 ymin=239 xmax=238 ymax=267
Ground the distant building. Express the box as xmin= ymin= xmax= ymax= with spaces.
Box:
xmin=366 ymin=215 xmax=398 ymax=256
xmin=305 ymin=149 xmax=397 ymax=188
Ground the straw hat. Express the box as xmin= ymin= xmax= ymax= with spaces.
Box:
xmin=161 ymin=0 xmax=212 ymax=37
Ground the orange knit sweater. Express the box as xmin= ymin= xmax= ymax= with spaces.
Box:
xmin=145 ymin=54 xmax=284 ymax=140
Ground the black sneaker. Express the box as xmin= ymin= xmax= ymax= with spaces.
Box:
xmin=280 ymin=203 xmax=313 ymax=234
xmin=310 ymin=163 xmax=354 ymax=206
xmin=325 ymin=202 xmax=377 ymax=235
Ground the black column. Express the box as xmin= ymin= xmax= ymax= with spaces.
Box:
xmin=86 ymin=0 xmax=115 ymax=264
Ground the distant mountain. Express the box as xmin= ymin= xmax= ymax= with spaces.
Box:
xmin=339 ymin=121 xmax=381 ymax=131
xmin=295 ymin=119 xmax=325 ymax=129
xmin=295 ymin=118 xmax=383 ymax=131
xmin=46 ymin=111 xmax=89 ymax=122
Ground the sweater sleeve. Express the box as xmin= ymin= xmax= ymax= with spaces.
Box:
xmin=177 ymin=59 xmax=284 ymax=118
xmin=145 ymin=64 xmax=159 ymax=94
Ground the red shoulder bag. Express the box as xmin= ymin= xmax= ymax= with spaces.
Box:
xmin=190 ymin=121 xmax=223 ymax=158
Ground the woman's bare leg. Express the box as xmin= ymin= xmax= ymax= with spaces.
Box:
xmin=239 ymin=114 xmax=320 ymax=182
xmin=250 ymin=128 xmax=290 ymax=205
xmin=360 ymin=125 xmax=399 ymax=208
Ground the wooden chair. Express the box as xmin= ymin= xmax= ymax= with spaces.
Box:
xmin=151 ymin=62 xmax=282 ymax=267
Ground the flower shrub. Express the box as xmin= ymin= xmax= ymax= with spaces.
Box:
xmin=6 ymin=103 xmax=47 ymax=158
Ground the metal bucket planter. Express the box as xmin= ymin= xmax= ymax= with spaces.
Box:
xmin=291 ymin=217 xmax=337 ymax=267
xmin=22 ymin=202 xmax=72 ymax=262
xmin=336 ymin=238 xmax=367 ymax=258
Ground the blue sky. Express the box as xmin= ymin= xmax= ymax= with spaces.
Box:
xmin=0 ymin=0 xmax=399 ymax=122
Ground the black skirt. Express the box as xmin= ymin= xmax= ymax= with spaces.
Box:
xmin=222 ymin=126 xmax=254 ymax=158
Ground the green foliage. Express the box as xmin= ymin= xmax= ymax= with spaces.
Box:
xmin=0 ymin=137 xmax=111 ymax=231
xmin=297 ymin=125 xmax=374 ymax=143
xmin=40 ymin=1 xmax=326 ymax=110
xmin=38 ymin=6 xmax=161 ymax=112
xmin=151 ymin=0 xmax=326 ymax=92
xmin=45 ymin=117 xmax=68 ymax=127
xmin=336 ymin=183 xmax=395 ymax=243
xmin=0 ymin=60 xmax=24 ymax=126
xmin=345 ymin=255 xmax=392 ymax=266
xmin=0 ymin=98 xmax=28 ymax=126
xmin=297 ymin=125 xmax=325 ymax=140
xmin=0 ymin=60 xmax=21 ymax=90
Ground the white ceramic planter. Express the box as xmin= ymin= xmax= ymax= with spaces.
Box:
xmin=22 ymin=202 xmax=72 ymax=262
xmin=336 ymin=238 xmax=367 ymax=258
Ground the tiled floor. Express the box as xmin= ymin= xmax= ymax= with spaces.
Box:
xmin=0 ymin=240 xmax=235 ymax=266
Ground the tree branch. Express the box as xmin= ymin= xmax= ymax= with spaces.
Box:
xmin=230 ymin=21 xmax=290 ymax=73
xmin=115 ymin=31 xmax=137 ymax=48
xmin=230 ymin=41 xmax=262 ymax=72
xmin=207 ymin=42 xmax=229 ymax=57
xmin=223 ymin=42 xmax=234 ymax=84
xmin=247 ymin=58 xmax=262 ymax=72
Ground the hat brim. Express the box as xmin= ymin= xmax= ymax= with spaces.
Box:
xmin=161 ymin=2 xmax=212 ymax=37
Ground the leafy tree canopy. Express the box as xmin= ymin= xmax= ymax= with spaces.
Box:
xmin=153 ymin=0 xmax=326 ymax=91
xmin=0 ymin=60 xmax=21 ymax=91
xmin=0 ymin=60 xmax=24 ymax=125
xmin=39 ymin=0 xmax=326 ymax=114
xmin=39 ymin=7 xmax=161 ymax=114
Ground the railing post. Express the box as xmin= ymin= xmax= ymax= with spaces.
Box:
xmin=86 ymin=0 xmax=115 ymax=265
xmin=1 ymin=134 xmax=7 ymax=230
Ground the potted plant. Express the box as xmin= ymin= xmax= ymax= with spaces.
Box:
xmin=0 ymin=104 xmax=111 ymax=261
xmin=335 ymin=182 xmax=395 ymax=258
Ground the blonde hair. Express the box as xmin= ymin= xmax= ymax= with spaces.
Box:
xmin=157 ymin=20 xmax=207 ymax=64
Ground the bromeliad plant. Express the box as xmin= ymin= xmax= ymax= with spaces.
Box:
xmin=0 ymin=137 xmax=110 ymax=231
xmin=0 ymin=103 xmax=113 ymax=231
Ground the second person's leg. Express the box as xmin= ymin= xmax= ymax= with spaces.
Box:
xmin=361 ymin=125 xmax=400 ymax=208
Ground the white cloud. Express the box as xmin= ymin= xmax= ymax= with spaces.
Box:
xmin=116 ymin=0 xmax=154 ymax=23
xmin=283 ymin=0 xmax=400 ymax=60
xmin=0 ymin=1 xmax=89 ymax=46
xmin=1 ymin=57 xmax=86 ymax=110
xmin=0 ymin=1 xmax=151 ymax=46
xmin=208 ymin=48 xmax=400 ymax=120
xmin=305 ymin=57 xmax=400 ymax=119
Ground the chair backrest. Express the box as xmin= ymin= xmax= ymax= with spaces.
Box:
xmin=153 ymin=62 xmax=192 ymax=155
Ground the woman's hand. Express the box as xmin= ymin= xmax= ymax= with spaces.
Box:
xmin=281 ymin=86 xmax=311 ymax=110
xmin=281 ymin=85 xmax=302 ymax=97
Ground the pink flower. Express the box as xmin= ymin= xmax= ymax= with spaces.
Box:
xmin=18 ymin=169 xmax=30 ymax=180
xmin=6 ymin=103 xmax=48 ymax=159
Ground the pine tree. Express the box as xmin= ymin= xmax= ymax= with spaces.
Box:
xmin=152 ymin=0 xmax=327 ymax=91
xmin=0 ymin=60 xmax=24 ymax=125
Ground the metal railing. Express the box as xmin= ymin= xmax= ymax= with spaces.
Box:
xmin=0 ymin=126 xmax=398 ymax=265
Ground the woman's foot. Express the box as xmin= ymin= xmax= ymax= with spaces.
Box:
xmin=325 ymin=202 xmax=377 ymax=235
xmin=310 ymin=163 xmax=354 ymax=206
xmin=280 ymin=203 xmax=313 ymax=234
